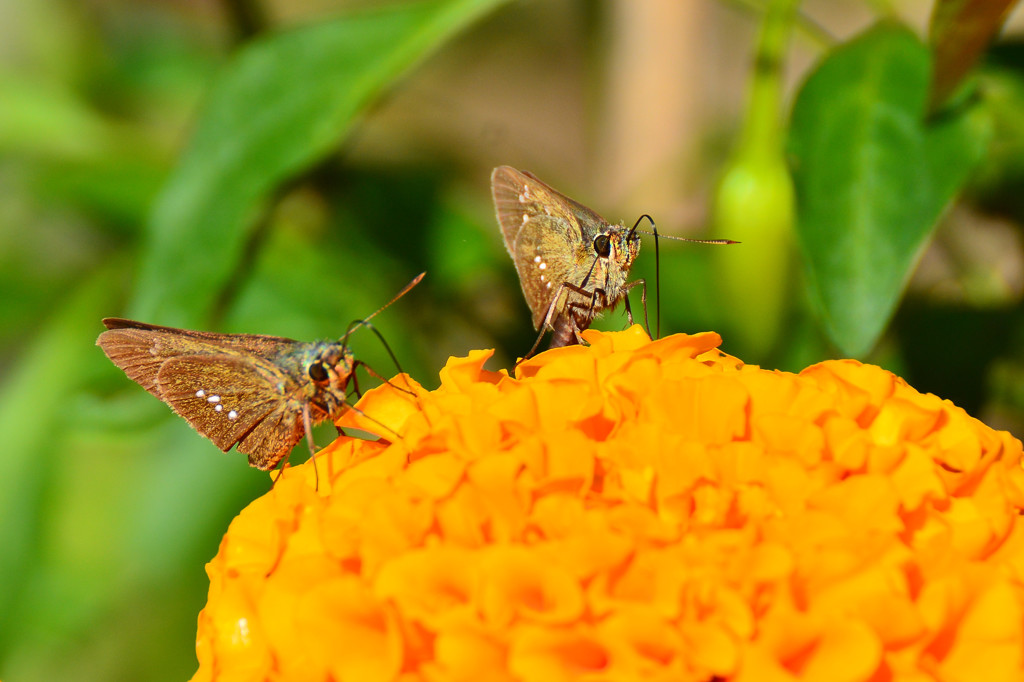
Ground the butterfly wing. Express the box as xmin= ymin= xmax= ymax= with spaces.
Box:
xmin=97 ymin=325 xmax=174 ymax=397
xmin=511 ymin=215 xmax=587 ymax=329
xmin=155 ymin=354 xmax=302 ymax=470
xmin=491 ymin=167 xmax=611 ymax=329
xmin=491 ymin=166 xmax=602 ymax=251
xmin=98 ymin=319 xmax=306 ymax=398
xmin=234 ymin=403 xmax=305 ymax=471
xmin=100 ymin=318 xmax=302 ymax=361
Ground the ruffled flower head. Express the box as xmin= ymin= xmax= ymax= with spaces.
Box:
xmin=193 ymin=327 xmax=1024 ymax=682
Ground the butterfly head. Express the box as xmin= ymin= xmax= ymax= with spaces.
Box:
xmin=610 ymin=224 xmax=642 ymax=263
xmin=301 ymin=342 xmax=358 ymax=416
xmin=581 ymin=223 xmax=641 ymax=292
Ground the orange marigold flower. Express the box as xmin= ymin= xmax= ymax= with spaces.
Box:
xmin=192 ymin=326 xmax=1024 ymax=682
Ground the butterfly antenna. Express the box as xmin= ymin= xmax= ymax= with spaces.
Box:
xmin=343 ymin=319 xmax=418 ymax=398
xmin=632 ymin=222 xmax=738 ymax=339
xmin=633 ymin=229 xmax=740 ymax=246
xmin=627 ymin=213 xmax=655 ymax=240
xmin=341 ymin=272 xmax=425 ymax=345
xmin=629 ymin=215 xmax=659 ymax=338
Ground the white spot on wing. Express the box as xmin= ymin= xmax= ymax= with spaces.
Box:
xmin=228 ymin=410 xmax=238 ymax=420
xmin=546 ymin=282 xmax=552 ymax=289
xmin=539 ymin=262 xmax=546 ymax=270
xmin=533 ymin=255 xmax=541 ymax=263
xmin=195 ymin=389 xmax=205 ymax=398
xmin=214 ymin=404 xmax=223 ymax=412
xmin=208 ymin=395 xmax=220 ymax=403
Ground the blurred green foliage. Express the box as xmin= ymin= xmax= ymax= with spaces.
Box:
xmin=2 ymin=0 xmax=1024 ymax=680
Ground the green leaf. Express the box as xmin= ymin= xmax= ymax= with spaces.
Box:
xmin=788 ymin=23 xmax=990 ymax=357
xmin=0 ymin=265 xmax=122 ymax=656
xmin=130 ymin=0 xmax=507 ymax=325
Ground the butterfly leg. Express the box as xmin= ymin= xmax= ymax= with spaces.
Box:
xmin=338 ymin=402 xmax=405 ymax=442
xmin=621 ymin=278 xmax=650 ymax=337
xmin=301 ymin=402 xmax=321 ymax=491
xmin=351 ymin=353 xmax=418 ymax=399
xmin=271 ymin=403 xmax=320 ymax=489
xmin=558 ymin=282 xmax=612 ymax=346
xmin=520 ymin=327 xmax=550 ymax=363
xmin=516 ymin=283 xmax=569 ymax=363
xmin=271 ymin=460 xmax=287 ymax=486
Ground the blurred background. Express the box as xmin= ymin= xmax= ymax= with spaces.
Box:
xmin=2 ymin=0 xmax=1023 ymax=680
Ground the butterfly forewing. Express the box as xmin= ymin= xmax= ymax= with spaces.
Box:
xmin=510 ymin=214 xmax=581 ymax=329
xmin=101 ymin=318 xmax=302 ymax=361
xmin=492 ymin=167 xmax=550 ymax=254
xmin=156 ymin=355 xmax=310 ymax=471
xmin=97 ymin=326 xmax=174 ymax=398
xmin=491 ymin=166 xmax=603 ymax=251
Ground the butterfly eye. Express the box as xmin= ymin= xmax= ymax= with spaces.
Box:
xmin=594 ymin=234 xmax=612 ymax=258
xmin=308 ymin=361 xmax=330 ymax=383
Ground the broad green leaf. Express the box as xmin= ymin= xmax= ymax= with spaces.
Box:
xmin=0 ymin=265 xmax=122 ymax=657
xmin=130 ymin=0 xmax=506 ymax=325
xmin=789 ymin=23 xmax=990 ymax=357
xmin=929 ymin=0 xmax=1020 ymax=110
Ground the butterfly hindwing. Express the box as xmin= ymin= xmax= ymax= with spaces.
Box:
xmin=155 ymin=354 xmax=295 ymax=464
xmin=236 ymin=405 xmax=307 ymax=471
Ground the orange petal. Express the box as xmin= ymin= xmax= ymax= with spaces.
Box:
xmin=800 ymin=620 xmax=882 ymax=682
xmin=938 ymin=578 xmax=1024 ymax=681
xmin=641 ymin=330 xmax=725 ymax=361
xmin=439 ymin=349 xmax=504 ymax=390
xmin=596 ymin=605 xmax=683 ymax=673
xmin=374 ymin=545 xmax=477 ymax=628
xmin=432 ymin=620 xmax=512 ymax=682
xmin=297 ymin=576 xmax=403 ymax=682
xmin=477 ymin=545 xmax=585 ymax=626
xmin=509 ymin=624 xmax=617 ymax=682
xmin=580 ymin=325 xmax=652 ymax=354
xmin=337 ymin=373 xmax=426 ymax=438
xmin=195 ymin=571 xmax=273 ymax=682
